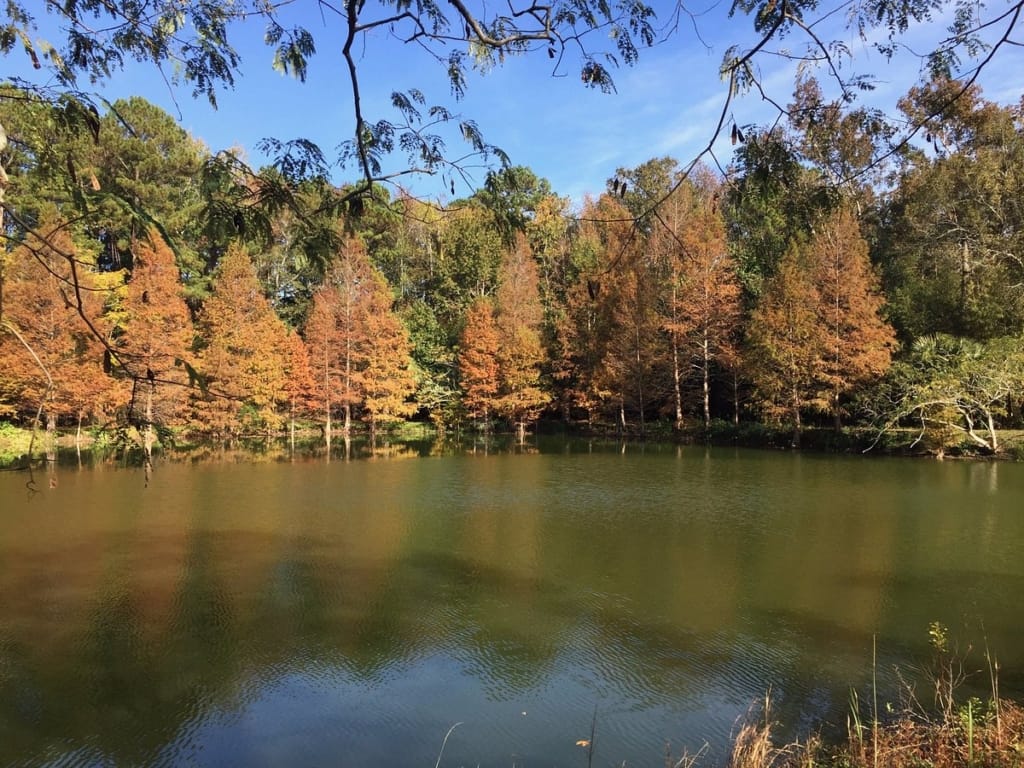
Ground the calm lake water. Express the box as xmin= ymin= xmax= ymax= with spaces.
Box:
xmin=1 ymin=440 xmax=1023 ymax=767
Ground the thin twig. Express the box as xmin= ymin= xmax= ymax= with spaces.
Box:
xmin=434 ymin=721 xmax=463 ymax=768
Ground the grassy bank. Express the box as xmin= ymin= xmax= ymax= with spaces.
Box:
xmin=0 ymin=421 xmax=38 ymax=465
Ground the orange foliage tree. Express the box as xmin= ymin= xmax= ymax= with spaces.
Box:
xmin=458 ymin=298 xmax=500 ymax=429
xmin=494 ymin=234 xmax=548 ymax=438
xmin=305 ymin=237 xmax=415 ymax=439
xmin=116 ymin=229 xmax=195 ymax=452
xmin=546 ymin=197 xmax=616 ymax=425
xmin=192 ymin=244 xmax=291 ymax=436
xmin=592 ymin=196 xmax=664 ymax=433
xmin=281 ymin=328 xmax=317 ymax=442
xmin=360 ymin=272 xmax=417 ymax=436
xmin=746 ymin=242 xmax=829 ymax=445
xmin=658 ymin=175 xmax=742 ymax=428
xmin=810 ymin=207 xmax=896 ymax=427
xmin=304 ymin=284 xmax=340 ymax=440
xmin=304 ymin=239 xmax=373 ymax=439
xmin=748 ymin=209 xmax=897 ymax=440
xmin=0 ymin=217 xmax=112 ymax=443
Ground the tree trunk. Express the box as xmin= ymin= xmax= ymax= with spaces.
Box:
xmin=343 ymin=327 xmax=354 ymax=437
xmin=635 ymin=326 xmax=645 ymax=437
xmin=791 ymin=386 xmax=802 ymax=448
xmin=959 ymin=240 xmax=970 ymax=321
xmin=732 ymin=372 xmax=740 ymax=426
xmin=516 ymin=420 xmax=526 ymax=444
xmin=672 ymin=330 xmax=683 ymax=431
xmin=143 ymin=386 xmax=155 ymax=458
xmin=701 ymin=333 xmax=711 ymax=428
xmin=143 ymin=384 xmax=154 ymax=482
xmin=46 ymin=410 xmax=57 ymax=462
xmin=322 ymin=344 xmax=332 ymax=449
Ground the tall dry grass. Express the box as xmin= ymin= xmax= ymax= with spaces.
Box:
xmin=719 ymin=686 xmax=1024 ymax=768
xmin=713 ymin=627 xmax=1024 ymax=768
xmin=718 ymin=696 xmax=1024 ymax=768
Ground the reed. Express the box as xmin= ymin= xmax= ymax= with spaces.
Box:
xmin=705 ymin=629 xmax=1023 ymax=768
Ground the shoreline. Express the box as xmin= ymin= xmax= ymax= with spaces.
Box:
xmin=4 ymin=419 xmax=1024 ymax=468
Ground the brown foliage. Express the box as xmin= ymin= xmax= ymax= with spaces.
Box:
xmin=304 ymin=237 xmax=415 ymax=435
xmin=658 ymin=174 xmax=742 ymax=427
xmin=117 ymin=229 xmax=194 ymax=435
xmin=811 ymin=207 xmax=896 ymax=425
xmin=719 ymin=695 xmax=1024 ymax=768
xmin=746 ymin=243 xmax=828 ymax=437
xmin=494 ymin=234 xmax=548 ymax=428
xmin=583 ymin=195 xmax=664 ymax=428
xmin=747 ymin=209 xmax=896 ymax=436
xmin=459 ymin=297 xmax=500 ymax=423
xmin=361 ymin=272 xmax=417 ymax=431
xmin=0 ymin=217 xmax=114 ymax=426
xmin=281 ymin=329 xmax=317 ymax=426
xmin=192 ymin=244 xmax=290 ymax=436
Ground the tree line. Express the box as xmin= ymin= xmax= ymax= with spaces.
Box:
xmin=1 ymin=76 xmax=1023 ymax=453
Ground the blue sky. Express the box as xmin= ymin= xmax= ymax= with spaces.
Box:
xmin=7 ymin=0 xmax=1024 ymax=205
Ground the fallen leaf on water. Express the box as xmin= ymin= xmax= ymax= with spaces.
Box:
xmin=576 ymin=740 xmax=591 ymax=748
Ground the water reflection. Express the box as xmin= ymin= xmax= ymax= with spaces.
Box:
xmin=2 ymin=443 xmax=1024 ymax=766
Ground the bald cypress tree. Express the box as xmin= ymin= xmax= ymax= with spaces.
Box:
xmin=459 ymin=298 xmax=501 ymax=430
xmin=193 ymin=244 xmax=290 ymax=437
xmin=118 ymin=229 xmax=194 ymax=455
xmin=810 ymin=208 xmax=896 ymax=429
xmin=494 ymin=234 xmax=548 ymax=440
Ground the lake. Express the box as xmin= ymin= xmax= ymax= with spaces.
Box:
xmin=2 ymin=440 xmax=1023 ymax=766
